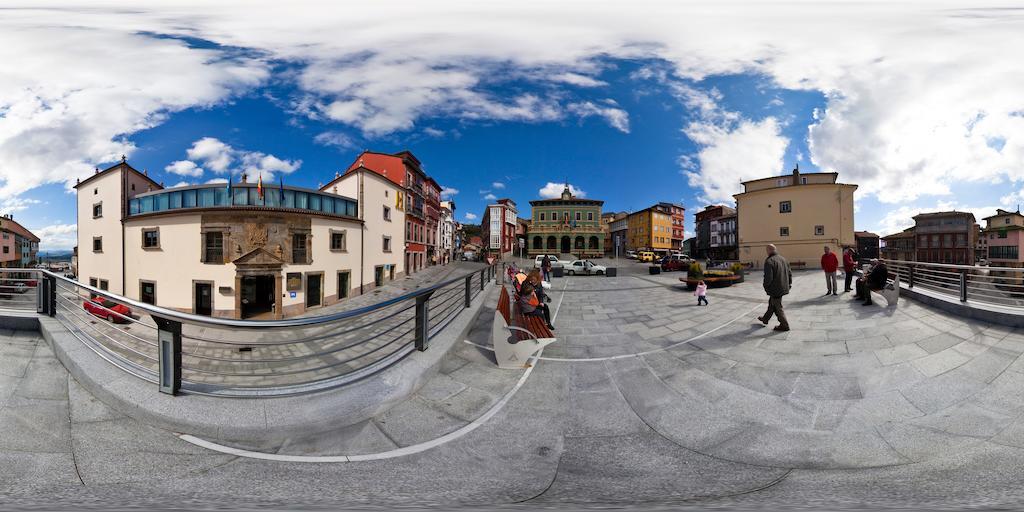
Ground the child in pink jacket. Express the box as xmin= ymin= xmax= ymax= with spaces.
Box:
xmin=694 ymin=280 xmax=709 ymax=306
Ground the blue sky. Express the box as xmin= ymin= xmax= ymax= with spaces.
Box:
xmin=2 ymin=2 xmax=1023 ymax=250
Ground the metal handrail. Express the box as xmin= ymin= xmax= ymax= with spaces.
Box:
xmin=887 ymin=259 xmax=1024 ymax=308
xmin=2 ymin=263 xmax=498 ymax=397
xmin=40 ymin=266 xmax=487 ymax=329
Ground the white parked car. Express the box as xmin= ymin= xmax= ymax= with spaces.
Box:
xmin=534 ymin=255 xmax=564 ymax=269
xmin=565 ymin=260 xmax=607 ymax=276
xmin=626 ymin=250 xmax=638 ymax=259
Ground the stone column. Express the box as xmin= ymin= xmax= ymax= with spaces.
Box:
xmin=275 ymin=273 xmax=283 ymax=320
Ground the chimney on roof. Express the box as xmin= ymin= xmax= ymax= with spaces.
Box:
xmin=792 ymin=163 xmax=800 ymax=186
xmin=241 ymin=174 xmax=247 ymax=183
xmin=335 ymin=171 xmax=340 ymax=178
xmin=121 ymin=155 xmax=126 ymax=163
xmin=94 ymin=168 xmax=99 ymax=174
xmin=143 ymin=169 xmax=148 ymax=176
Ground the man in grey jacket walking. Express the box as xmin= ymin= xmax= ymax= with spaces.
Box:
xmin=758 ymin=244 xmax=793 ymax=332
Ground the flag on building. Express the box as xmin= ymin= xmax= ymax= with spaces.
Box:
xmin=257 ymin=173 xmax=264 ymax=200
xmin=279 ymin=176 xmax=285 ymax=202
xmin=225 ymin=173 xmax=233 ymax=205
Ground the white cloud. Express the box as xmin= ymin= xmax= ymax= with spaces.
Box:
xmin=32 ymin=223 xmax=77 ymax=251
xmin=313 ymin=131 xmax=355 ymax=149
xmin=464 ymin=212 xmax=478 ymax=221
xmin=170 ymin=181 xmax=192 ymax=188
xmin=550 ymin=72 xmax=607 ymax=88
xmin=423 ymin=127 xmax=446 ymax=138
xmin=440 ymin=186 xmax=458 ymax=198
xmin=874 ymin=201 xmax=998 ymax=237
xmin=538 ymin=182 xmax=585 ymax=199
xmin=186 ymin=137 xmax=234 ymax=173
xmin=1 ymin=197 xmax=41 ymax=216
xmin=0 ymin=12 xmax=266 ymax=201
xmin=567 ymin=101 xmax=630 ymax=133
xmin=3 ymin=2 xmax=1024 ymax=215
xmin=682 ymin=117 xmax=789 ymax=204
xmin=164 ymin=160 xmax=204 ymax=177
xmin=173 ymin=137 xmax=300 ymax=183
xmin=491 ymin=182 xmax=505 ymax=190
xmin=483 ymin=193 xmax=497 ymax=201
xmin=206 ymin=178 xmax=228 ymax=184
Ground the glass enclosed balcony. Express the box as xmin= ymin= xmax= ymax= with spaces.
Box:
xmin=128 ymin=183 xmax=358 ymax=218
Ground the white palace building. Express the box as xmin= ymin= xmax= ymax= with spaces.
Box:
xmin=76 ymin=159 xmax=408 ymax=319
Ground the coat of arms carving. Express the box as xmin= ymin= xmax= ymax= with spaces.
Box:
xmin=245 ymin=223 xmax=268 ymax=249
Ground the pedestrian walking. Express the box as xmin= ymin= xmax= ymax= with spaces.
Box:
xmin=757 ymin=244 xmax=792 ymax=332
xmin=821 ymin=246 xmax=839 ymax=296
xmin=541 ymin=255 xmax=552 ymax=282
xmin=843 ymin=247 xmax=857 ymax=292
xmin=694 ymin=280 xmax=709 ymax=306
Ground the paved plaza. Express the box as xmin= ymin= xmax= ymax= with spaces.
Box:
xmin=7 ymin=261 xmax=1024 ymax=508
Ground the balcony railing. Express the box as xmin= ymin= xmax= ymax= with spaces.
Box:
xmin=887 ymin=259 xmax=1024 ymax=308
xmin=0 ymin=264 xmax=497 ymax=398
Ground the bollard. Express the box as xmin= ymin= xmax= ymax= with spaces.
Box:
xmin=465 ymin=275 xmax=473 ymax=308
xmin=960 ymin=271 xmax=968 ymax=302
xmin=414 ymin=291 xmax=433 ymax=351
xmin=152 ymin=316 xmax=182 ymax=395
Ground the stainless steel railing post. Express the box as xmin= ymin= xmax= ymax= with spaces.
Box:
xmin=46 ymin=274 xmax=56 ymax=316
xmin=414 ymin=291 xmax=434 ymax=351
xmin=464 ymin=275 xmax=472 ymax=308
xmin=909 ymin=266 xmax=915 ymax=288
xmin=479 ymin=269 xmax=485 ymax=291
xmin=960 ymin=270 xmax=968 ymax=302
xmin=152 ymin=315 xmax=182 ymax=395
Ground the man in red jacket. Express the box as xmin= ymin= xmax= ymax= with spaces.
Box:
xmin=842 ymin=247 xmax=857 ymax=292
xmin=821 ymin=246 xmax=839 ymax=296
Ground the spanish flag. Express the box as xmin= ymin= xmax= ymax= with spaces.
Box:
xmin=257 ymin=173 xmax=264 ymax=200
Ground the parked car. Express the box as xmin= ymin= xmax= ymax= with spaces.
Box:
xmin=638 ymin=251 xmax=656 ymax=263
xmin=533 ymin=255 xmax=564 ymax=269
xmin=625 ymin=250 xmax=638 ymax=259
xmin=660 ymin=254 xmax=693 ymax=272
xmin=14 ymin=282 xmax=28 ymax=294
xmin=83 ymin=296 xmax=132 ymax=323
xmin=565 ymin=260 xmax=607 ymax=276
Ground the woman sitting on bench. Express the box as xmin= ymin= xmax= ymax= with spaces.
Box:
xmin=526 ymin=269 xmax=552 ymax=303
xmin=519 ymin=283 xmax=555 ymax=330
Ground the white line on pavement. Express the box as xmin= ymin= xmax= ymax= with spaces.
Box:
xmin=179 ymin=347 xmax=544 ymax=463
xmin=464 ymin=302 xmax=761 ymax=362
xmin=178 ymin=280 xmax=562 ymax=463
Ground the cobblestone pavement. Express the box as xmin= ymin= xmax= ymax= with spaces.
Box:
xmin=50 ymin=262 xmax=486 ymax=390
xmin=10 ymin=262 xmax=1024 ymax=509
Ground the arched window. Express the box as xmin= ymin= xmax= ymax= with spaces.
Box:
xmin=589 ymin=236 xmax=599 ymax=249
xmin=546 ymin=236 xmax=557 ymax=250
xmin=575 ymin=236 xmax=585 ymax=249
xmin=533 ymin=236 xmax=542 ymax=249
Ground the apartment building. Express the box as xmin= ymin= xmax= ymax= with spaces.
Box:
xmin=438 ymin=200 xmax=456 ymax=265
xmin=481 ymin=198 xmax=518 ymax=260
xmin=855 ymin=231 xmax=880 ymax=260
xmin=656 ymin=202 xmax=686 ymax=251
xmin=346 ymin=150 xmax=439 ymax=274
xmin=0 ymin=214 xmax=40 ymax=268
xmin=983 ymin=209 xmax=1024 ymax=267
xmin=734 ymin=167 xmax=857 ymax=269
xmin=912 ymin=211 xmax=977 ymax=265
xmin=627 ymin=203 xmax=674 ymax=256
xmin=881 ymin=227 xmax=916 ymax=262
xmin=695 ymin=205 xmax=735 ymax=259
xmin=708 ymin=212 xmax=738 ymax=261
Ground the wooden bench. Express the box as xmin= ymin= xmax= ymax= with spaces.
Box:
xmin=492 ymin=286 xmax=556 ymax=369
xmin=867 ymin=272 xmax=900 ymax=308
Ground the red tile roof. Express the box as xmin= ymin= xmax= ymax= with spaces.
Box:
xmin=345 ymin=151 xmax=406 ymax=187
